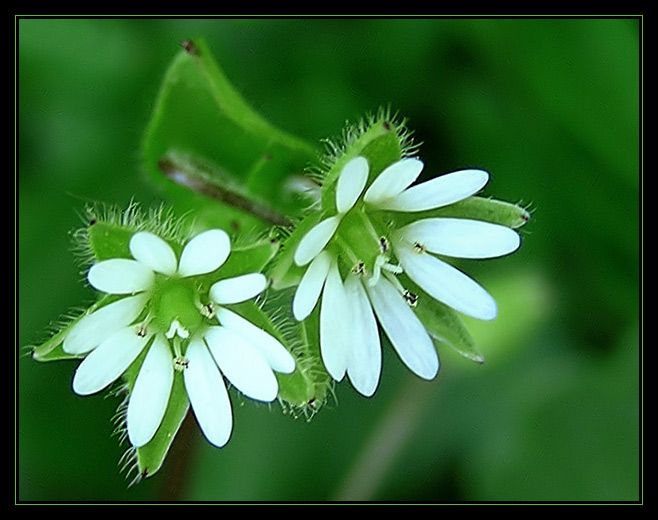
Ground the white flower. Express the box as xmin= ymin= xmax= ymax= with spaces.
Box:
xmin=64 ymin=228 xmax=294 ymax=449
xmin=292 ymin=156 xmax=520 ymax=396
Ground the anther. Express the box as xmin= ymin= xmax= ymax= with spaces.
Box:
xmin=200 ymin=302 xmax=215 ymax=319
xmin=403 ymin=290 xmax=419 ymax=307
xmin=135 ymin=323 xmax=148 ymax=337
xmin=173 ymin=356 xmax=189 ymax=372
xmin=413 ymin=241 xmax=426 ymax=254
xmin=352 ymin=261 xmax=367 ymax=276
xmin=379 ymin=236 xmax=389 ymax=253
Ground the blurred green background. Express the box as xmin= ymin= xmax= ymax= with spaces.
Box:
xmin=17 ymin=17 xmax=641 ymax=502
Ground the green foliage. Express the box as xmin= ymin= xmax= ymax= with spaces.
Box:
xmin=19 ymin=18 xmax=640 ymax=502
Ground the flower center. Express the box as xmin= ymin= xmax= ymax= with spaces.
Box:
xmin=333 ymin=207 xmax=383 ymax=277
xmin=150 ymin=277 xmax=205 ymax=336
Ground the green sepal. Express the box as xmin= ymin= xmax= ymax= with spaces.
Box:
xmin=30 ymin=322 xmax=81 ymax=363
xmin=388 ymin=196 xmax=531 ymax=230
xmin=87 ymin=220 xmax=135 ymax=261
xmin=230 ymin=295 xmax=331 ymax=415
xmin=142 ymin=38 xmax=319 ymax=221
xmin=133 ymin=373 xmax=190 ymax=480
xmin=30 ymin=295 xmax=121 ymax=363
xmin=405 ymin=276 xmax=485 ymax=363
xmin=276 ymin=311 xmax=331 ymax=414
xmin=81 ymin=203 xmax=191 ymax=264
xmin=212 ymin=235 xmax=280 ymax=283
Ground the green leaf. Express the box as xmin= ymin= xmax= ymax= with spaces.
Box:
xmin=142 ymin=38 xmax=320 ymax=223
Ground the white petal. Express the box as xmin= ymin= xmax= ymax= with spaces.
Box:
xmin=319 ymin=261 xmax=349 ymax=381
xmin=88 ymin=259 xmax=154 ymax=294
xmin=292 ymin=250 xmax=331 ymax=321
xmin=215 ymin=307 xmax=295 ymax=374
xmin=363 ymin=158 xmax=424 ymax=206
xmin=204 ymin=326 xmax=278 ymax=402
xmin=399 ymin=218 xmax=521 ymax=259
xmin=178 ymin=229 xmax=230 ymax=277
xmin=293 ymin=215 xmax=340 ymax=266
xmin=378 ymin=169 xmax=489 ymax=212
xmin=395 ymin=242 xmax=498 ymax=321
xmin=127 ymin=335 xmax=174 ymax=447
xmin=210 ymin=273 xmax=267 ymax=305
xmin=366 ymin=277 xmax=439 ymax=380
xmin=129 ymin=231 xmax=178 ymax=276
xmin=344 ymin=275 xmax=381 ymax=397
xmin=63 ymin=294 xmax=148 ymax=355
xmin=336 ymin=156 xmax=369 ymax=214
xmin=72 ymin=326 xmax=150 ymax=396
xmin=184 ymin=338 xmax=232 ymax=448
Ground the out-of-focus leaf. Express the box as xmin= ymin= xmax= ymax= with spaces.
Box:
xmin=142 ymin=38 xmax=320 ymax=227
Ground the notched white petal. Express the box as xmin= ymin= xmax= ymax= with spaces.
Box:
xmin=215 ymin=307 xmax=295 ymax=374
xmin=380 ymin=169 xmax=489 ymax=212
xmin=366 ymin=277 xmax=439 ymax=380
xmin=63 ymin=294 xmax=148 ymax=355
xmin=319 ymin=262 xmax=349 ymax=381
xmin=210 ymin=273 xmax=267 ymax=305
xmin=292 ymin=250 xmax=331 ymax=321
xmin=204 ymin=327 xmax=278 ymax=402
xmin=293 ymin=215 xmax=340 ymax=266
xmin=184 ymin=338 xmax=233 ymax=448
xmin=127 ymin=335 xmax=174 ymax=447
xmin=395 ymin=242 xmax=498 ymax=321
xmin=88 ymin=259 xmax=154 ymax=294
xmin=336 ymin=156 xmax=369 ymax=214
xmin=344 ymin=275 xmax=381 ymax=397
xmin=400 ymin=218 xmax=521 ymax=259
xmin=178 ymin=229 xmax=230 ymax=277
xmin=72 ymin=325 xmax=150 ymax=396
xmin=363 ymin=158 xmax=424 ymax=205
xmin=129 ymin=231 xmax=178 ymax=276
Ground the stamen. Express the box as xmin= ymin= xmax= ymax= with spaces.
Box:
xmin=381 ymin=262 xmax=403 ymax=274
xmin=369 ymin=254 xmax=403 ymax=286
xmin=403 ymin=290 xmax=419 ymax=307
xmin=379 ymin=236 xmax=389 ymax=253
xmin=173 ymin=356 xmax=189 ymax=372
xmin=413 ymin=241 xmax=426 ymax=254
xmin=135 ymin=323 xmax=148 ymax=338
xmin=200 ymin=302 xmax=215 ymax=319
xmin=351 ymin=261 xmax=367 ymax=276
